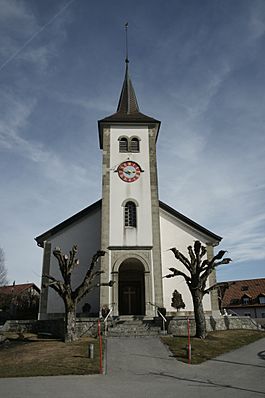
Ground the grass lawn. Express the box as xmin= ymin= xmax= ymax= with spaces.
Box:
xmin=0 ymin=332 xmax=102 ymax=378
xmin=161 ymin=329 xmax=265 ymax=364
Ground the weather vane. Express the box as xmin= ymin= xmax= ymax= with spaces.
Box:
xmin=125 ymin=22 xmax=129 ymax=63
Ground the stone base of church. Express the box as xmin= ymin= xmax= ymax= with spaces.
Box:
xmin=3 ymin=315 xmax=262 ymax=339
xmin=167 ymin=315 xmax=262 ymax=336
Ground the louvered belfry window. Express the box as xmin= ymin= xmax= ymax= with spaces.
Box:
xmin=119 ymin=137 xmax=128 ymax=152
xmin=124 ymin=201 xmax=137 ymax=227
xmin=130 ymin=137 xmax=140 ymax=152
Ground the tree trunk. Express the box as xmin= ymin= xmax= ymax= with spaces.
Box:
xmin=64 ymin=301 xmax=77 ymax=343
xmin=191 ymin=290 xmax=207 ymax=339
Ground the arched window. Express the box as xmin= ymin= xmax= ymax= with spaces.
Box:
xmin=130 ymin=137 xmax=140 ymax=153
xmin=119 ymin=137 xmax=128 ymax=152
xmin=124 ymin=201 xmax=137 ymax=227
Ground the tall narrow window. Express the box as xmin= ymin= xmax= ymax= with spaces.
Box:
xmin=124 ymin=201 xmax=137 ymax=227
xmin=119 ymin=137 xmax=128 ymax=152
xmin=130 ymin=137 xmax=140 ymax=152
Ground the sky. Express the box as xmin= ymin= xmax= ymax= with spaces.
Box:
xmin=0 ymin=0 xmax=264 ymax=287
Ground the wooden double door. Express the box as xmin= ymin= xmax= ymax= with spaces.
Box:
xmin=118 ymin=260 xmax=145 ymax=316
xmin=119 ymin=282 xmax=144 ymax=315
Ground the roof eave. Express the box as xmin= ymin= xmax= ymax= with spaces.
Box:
xmin=159 ymin=200 xmax=222 ymax=243
xmin=35 ymin=199 xmax=102 ymax=247
xmin=98 ymin=118 xmax=161 ymax=149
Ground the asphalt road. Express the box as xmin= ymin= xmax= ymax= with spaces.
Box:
xmin=0 ymin=336 xmax=264 ymax=398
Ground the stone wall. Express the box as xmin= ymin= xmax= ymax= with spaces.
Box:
xmin=168 ymin=316 xmax=263 ymax=336
xmin=2 ymin=319 xmax=39 ymax=333
xmin=2 ymin=316 xmax=263 ymax=339
xmin=1 ymin=318 xmax=99 ymax=339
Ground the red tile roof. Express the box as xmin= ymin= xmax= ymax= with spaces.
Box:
xmin=221 ymin=278 xmax=265 ymax=307
xmin=0 ymin=283 xmax=40 ymax=296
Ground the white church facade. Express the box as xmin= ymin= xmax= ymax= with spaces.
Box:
xmin=36 ymin=61 xmax=221 ymax=320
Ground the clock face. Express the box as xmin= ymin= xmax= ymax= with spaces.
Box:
xmin=118 ymin=161 xmax=141 ymax=182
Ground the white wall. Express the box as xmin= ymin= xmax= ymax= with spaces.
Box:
xmin=160 ymin=208 xmax=214 ymax=313
xmin=109 ymin=126 xmax=153 ymax=247
xmin=226 ymin=307 xmax=265 ymax=318
xmin=46 ymin=207 xmax=101 ymax=315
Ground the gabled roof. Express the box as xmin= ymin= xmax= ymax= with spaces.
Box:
xmin=35 ymin=199 xmax=221 ymax=247
xmin=35 ymin=200 xmax=101 ymax=247
xmin=98 ymin=61 xmax=160 ymax=149
xmin=0 ymin=283 xmax=40 ymax=296
xmin=159 ymin=201 xmax=222 ymax=242
xmin=219 ymin=278 xmax=265 ymax=307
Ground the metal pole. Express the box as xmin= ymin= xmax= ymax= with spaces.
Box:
xmin=88 ymin=343 xmax=94 ymax=359
xmin=187 ymin=318 xmax=191 ymax=365
xmin=98 ymin=319 xmax=103 ymax=374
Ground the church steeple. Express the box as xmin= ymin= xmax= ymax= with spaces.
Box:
xmin=116 ymin=61 xmax=139 ymax=115
xmin=98 ymin=61 xmax=160 ymax=149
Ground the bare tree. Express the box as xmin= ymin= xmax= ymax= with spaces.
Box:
xmin=164 ymin=241 xmax=232 ymax=339
xmin=0 ymin=248 xmax=8 ymax=286
xmin=43 ymin=245 xmax=114 ymax=342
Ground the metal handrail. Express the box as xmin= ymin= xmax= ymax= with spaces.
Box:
xmin=149 ymin=302 xmax=167 ymax=332
xmin=104 ymin=307 xmax=113 ymax=323
xmin=103 ymin=307 xmax=113 ymax=336
xmin=157 ymin=309 xmax=167 ymax=324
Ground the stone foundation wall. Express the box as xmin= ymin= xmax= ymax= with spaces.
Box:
xmin=2 ymin=316 xmax=263 ymax=339
xmin=2 ymin=320 xmax=39 ymax=333
xmin=168 ymin=316 xmax=263 ymax=336
xmin=1 ymin=318 xmax=99 ymax=339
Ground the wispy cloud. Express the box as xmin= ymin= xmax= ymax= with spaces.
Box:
xmin=0 ymin=0 xmax=74 ymax=72
xmin=53 ymin=92 xmax=114 ymax=114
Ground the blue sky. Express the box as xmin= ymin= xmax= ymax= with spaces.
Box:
xmin=0 ymin=0 xmax=264 ymax=286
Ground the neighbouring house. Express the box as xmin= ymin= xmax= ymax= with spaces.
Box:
xmin=0 ymin=283 xmax=40 ymax=322
xmin=217 ymin=278 xmax=265 ymax=319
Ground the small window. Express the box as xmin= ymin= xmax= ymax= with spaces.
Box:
xmin=130 ymin=137 xmax=140 ymax=153
xmin=124 ymin=201 xmax=137 ymax=227
xmin=242 ymin=297 xmax=250 ymax=305
xmin=262 ymin=313 xmax=265 ymax=318
xmin=259 ymin=296 xmax=265 ymax=304
xmin=119 ymin=137 xmax=128 ymax=152
xmin=230 ymin=299 xmax=240 ymax=305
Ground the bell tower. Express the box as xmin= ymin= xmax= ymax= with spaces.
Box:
xmin=98 ymin=59 xmax=163 ymax=317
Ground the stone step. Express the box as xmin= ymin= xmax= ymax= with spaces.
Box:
xmin=107 ymin=332 xmax=161 ymax=337
xmin=105 ymin=317 xmax=165 ymax=337
xmin=107 ymin=329 xmax=161 ymax=337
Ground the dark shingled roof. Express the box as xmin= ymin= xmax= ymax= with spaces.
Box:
xmin=98 ymin=62 xmax=160 ymax=148
xmin=35 ymin=200 xmax=101 ymax=247
xmin=35 ymin=199 xmax=221 ymax=247
xmin=159 ymin=201 xmax=222 ymax=242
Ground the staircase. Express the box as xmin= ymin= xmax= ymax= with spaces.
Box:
xmin=106 ymin=316 xmax=166 ymax=337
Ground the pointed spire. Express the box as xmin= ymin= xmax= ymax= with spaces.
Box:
xmin=98 ymin=24 xmax=161 ymax=148
xmin=98 ymin=59 xmax=160 ymax=126
xmin=116 ymin=23 xmax=139 ymax=115
xmin=116 ymin=62 xmax=140 ymax=114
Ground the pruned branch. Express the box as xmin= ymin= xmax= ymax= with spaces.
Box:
xmin=42 ymin=274 xmax=65 ymax=296
xmin=187 ymin=245 xmax=196 ymax=272
xmin=170 ymin=248 xmax=191 ymax=272
xmin=73 ymin=250 xmax=106 ymax=300
xmin=164 ymin=267 xmax=191 ymax=283
xmin=200 ymin=257 xmax=232 ymax=284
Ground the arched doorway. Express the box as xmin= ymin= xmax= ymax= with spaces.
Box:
xmin=118 ymin=259 xmax=145 ymax=315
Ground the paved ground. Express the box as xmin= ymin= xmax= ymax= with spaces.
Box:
xmin=0 ymin=336 xmax=264 ymax=398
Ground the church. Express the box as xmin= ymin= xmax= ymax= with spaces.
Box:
xmin=36 ymin=59 xmax=222 ymax=320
